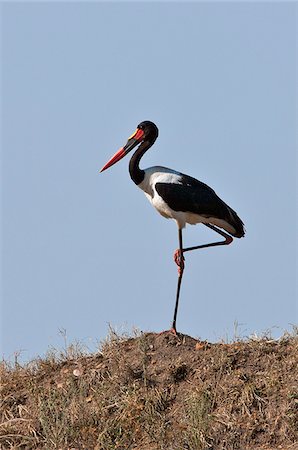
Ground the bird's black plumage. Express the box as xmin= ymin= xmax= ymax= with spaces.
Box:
xmin=155 ymin=174 xmax=244 ymax=238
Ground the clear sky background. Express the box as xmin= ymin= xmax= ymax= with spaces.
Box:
xmin=1 ymin=2 xmax=297 ymax=362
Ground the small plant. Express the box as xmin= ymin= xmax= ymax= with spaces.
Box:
xmin=137 ymin=332 xmax=151 ymax=387
xmin=183 ymin=389 xmax=214 ymax=450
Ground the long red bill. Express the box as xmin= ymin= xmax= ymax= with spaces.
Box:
xmin=100 ymin=147 xmax=126 ymax=173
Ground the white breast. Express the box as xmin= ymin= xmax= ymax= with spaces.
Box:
xmin=138 ymin=166 xmax=189 ymax=228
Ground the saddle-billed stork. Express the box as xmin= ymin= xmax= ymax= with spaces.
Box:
xmin=100 ymin=121 xmax=245 ymax=333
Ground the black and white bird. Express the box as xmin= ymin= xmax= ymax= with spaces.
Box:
xmin=100 ymin=120 xmax=245 ymax=333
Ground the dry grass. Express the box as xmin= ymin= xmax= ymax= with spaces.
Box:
xmin=1 ymin=328 xmax=297 ymax=449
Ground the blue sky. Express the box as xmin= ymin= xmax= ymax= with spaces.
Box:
xmin=1 ymin=2 xmax=297 ymax=361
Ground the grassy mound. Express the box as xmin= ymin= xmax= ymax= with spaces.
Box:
xmin=1 ymin=330 xmax=297 ymax=449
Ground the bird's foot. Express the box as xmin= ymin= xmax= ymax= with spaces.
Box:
xmin=174 ymin=249 xmax=185 ymax=274
xmin=158 ymin=327 xmax=178 ymax=336
xmin=169 ymin=327 xmax=178 ymax=336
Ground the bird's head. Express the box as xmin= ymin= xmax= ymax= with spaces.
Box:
xmin=100 ymin=121 xmax=159 ymax=173
xmin=137 ymin=120 xmax=159 ymax=143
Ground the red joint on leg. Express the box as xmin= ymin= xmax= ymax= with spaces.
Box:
xmin=174 ymin=249 xmax=180 ymax=266
xmin=178 ymin=264 xmax=184 ymax=275
xmin=174 ymin=249 xmax=185 ymax=273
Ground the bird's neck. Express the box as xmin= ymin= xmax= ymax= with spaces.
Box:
xmin=129 ymin=141 xmax=151 ymax=185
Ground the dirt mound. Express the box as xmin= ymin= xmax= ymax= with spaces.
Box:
xmin=1 ymin=331 xmax=297 ymax=449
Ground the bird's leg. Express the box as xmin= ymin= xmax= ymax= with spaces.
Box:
xmin=171 ymin=228 xmax=185 ymax=333
xmin=173 ymin=228 xmax=185 ymax=274
xmin=182 ymin=223 xmax=233 ymax=254
xmin=171 ymin=225 xmax=232 ymax=334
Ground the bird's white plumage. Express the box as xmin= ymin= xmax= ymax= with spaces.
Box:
xmin=138 ymin=166 xmax=183 ymax=224
xmin=138 ymin=166 xmax=237 ymax=234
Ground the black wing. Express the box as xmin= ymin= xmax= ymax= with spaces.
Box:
xmin=155 ymin=174 xmax=245 ymax=237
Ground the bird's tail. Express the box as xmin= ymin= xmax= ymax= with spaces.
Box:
xmin=227 ymin=207 xmax=245 ymax=238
